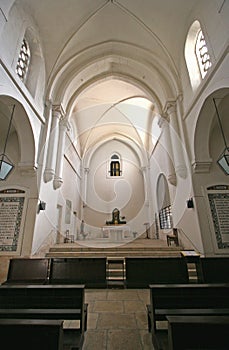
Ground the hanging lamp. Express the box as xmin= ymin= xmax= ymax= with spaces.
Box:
xmin=213 ymin=98 xmax=229 ymax=175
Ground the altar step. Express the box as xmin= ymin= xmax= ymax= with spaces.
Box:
xmin=46 ymin=240 xmax=182 ymax=258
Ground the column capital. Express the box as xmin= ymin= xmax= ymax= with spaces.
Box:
xmin=52 ymin=104 xmax=65 ymax=118
xmin=163 ymin=100 xmax=177 ymax=116
xmin=53 ymin=176 xmax=63 ymax=190
xmin=158 ymin=115 xmax=169 ymax=128
xmin=59 ymin=118 xmax=70 ymax=131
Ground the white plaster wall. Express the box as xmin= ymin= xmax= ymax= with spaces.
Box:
xmin=83 ymin=139 xmax=145 ymax=234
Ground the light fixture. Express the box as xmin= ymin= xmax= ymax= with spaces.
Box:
xmin=187 ymin=198 xmax=194 ymax=209
xmin=38 ymin=201 xmax=46 ymax=211
xmin=0 ymin=104 xmax=15 ymax=180
xmin=213 ymin=98 xmax=229 ymax=175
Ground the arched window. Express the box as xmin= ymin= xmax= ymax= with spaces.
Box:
xmin=185 ymin=21 xmax=212 ymax=90
xmin=157 ymin=174 xmax=173 ymax=229
xmin=109 ymin=154 xmax=121 ymax=176
xmin=16 ymin=38 xmax=31 ymax=82
xmin=195 ymin=29 xmax=212 ymax=79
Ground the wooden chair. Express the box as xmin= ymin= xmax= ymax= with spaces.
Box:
xmin=167 ymin=228 xmax=179 ymax=246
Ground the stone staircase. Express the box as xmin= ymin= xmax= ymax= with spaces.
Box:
xmin=106 ymin=257 xmax=126 ymax=288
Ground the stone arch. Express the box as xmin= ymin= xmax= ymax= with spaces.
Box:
xmin=193 ymin=88 xmax=229 ymax=172
xmin=0 ymin=95 xmax=36 ymax=174
xmin=83 ymin=133 xmax=148 ymax=170
xmin=48 ymin=41 xmax=180 ymax=112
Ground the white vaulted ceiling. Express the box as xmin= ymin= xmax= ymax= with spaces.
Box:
xmin=14 ymin=0 xmax=201 ymax=155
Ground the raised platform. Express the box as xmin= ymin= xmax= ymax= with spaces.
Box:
xmin=46 ymin=238 xmax=182 ymax=258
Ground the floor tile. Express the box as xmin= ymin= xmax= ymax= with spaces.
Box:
xmin=87 ymin=312 xmax=99 ymax=330
xmin=123 ymin=300 xmax=146 ymax=313
xmin=82 ymin=330 xmax=107 ymax=350
xmin=97 ymin=313 xmax=137 ymax=329
xmin=107 ymin=289 xmax=139 ymax=300
xmin=107 ymin=329 xmax=143 ymax=350
xmin=93 ymin=300 xmax=124 ymax=313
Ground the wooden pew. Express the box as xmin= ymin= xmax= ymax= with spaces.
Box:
xmin=125 ymin=257 xmax=189 ymax=288
xmin=0 ymin=284 xmax=87 ymax=334
xmin=147 ymin=283 xmax=229 ymax=349
xmin=167 ymin=315 xmax=229 ymax=350
xmin=0 ymin=319 xmax=84 ymax=350
xmin=2 ymin=258 xmax=50 ymax=285
xmin=196 ymin=257 xmax=229 ymax=283
xmin=49 ymin=257 xmax=107 ymax=288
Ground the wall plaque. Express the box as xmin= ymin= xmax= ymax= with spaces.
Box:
xmin=208 ymin=193 xmax=229 ymax=249
xmin=0 ymin=197 xmax=25 ymax=251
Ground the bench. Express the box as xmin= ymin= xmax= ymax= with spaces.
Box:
xmin=0 ymin=319 xmax=84 ymax=350
xmin=3 ymin=258 xmax=50 ymax=285
xmin=147 ymin=283 xmax=229 ymax=340
xmin=125 ymin=257 xmax=189 ymax=288
xmin=167 ymin=315 xmax=229 ymax=350
xmin=196 ymin=257 xmax=229 ymax=283
xmin=49 ymin=257 xmax=107 ymax=288
xmin=0 ymin=284 xmax=87 ymax=334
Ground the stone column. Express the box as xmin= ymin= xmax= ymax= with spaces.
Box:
xmin=80 ymin=167 xmax=89 ymax=218
xmin=141 ymin=166 xmax=149 ymax=204
xmin=141 ymin=165 xmax=153 ymax=238
xmin=165 ymin=101 xmax=187 ymax=178
xmin=44 ymin=104 xmax=64 ymax=183
xmin=53 ymin=119 xmax=69 ymax=189
xmin=158 ymin=116 xmax=176 ymax=186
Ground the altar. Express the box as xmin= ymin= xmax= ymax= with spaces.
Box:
xmin=101 ymin=225 xmax=131 ymax=242
xmin=102 ymin=208 xmax=130 ymax=242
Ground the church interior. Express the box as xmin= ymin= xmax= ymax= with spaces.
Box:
xmin=0 ymin=0 xmax=229 ymax=349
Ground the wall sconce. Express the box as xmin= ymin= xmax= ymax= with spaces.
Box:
xmin=39 ymin=201 xmax=46 ymax=211
xmin=187 ymin=198 xmax=194 ymax=208
xmin=213 ymin=98 xmax=229 ymax=175
xmin=0 ymin=104 xmax=15 ymax=180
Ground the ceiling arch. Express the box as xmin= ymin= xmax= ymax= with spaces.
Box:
xmin=49 ymin=41 xmax=180 ymax=111
xmin=83 ymin=132 xmax=148 ymax=170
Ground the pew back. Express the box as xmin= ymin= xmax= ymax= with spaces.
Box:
xmin=0 ymin=284 xmax=86 ymax=332
xmin=49 ymin=257 xmax=107 ymax=288
xmin=197 ymin=257 xmax=229 ymax=283
xmin=167 ymin=315 xmax=229 ymax=350
xmin=4 ymin=258 xmax=50 ymax=284
xmin=0 ymin=284 xmax=84 ymax=307
xmin=0 ymin=319 xmax=64 ymax=350
xmin=126 ymin=257 xmax=189 ymax=288
xmin=148 ymin=283 xmax=229 ymax=333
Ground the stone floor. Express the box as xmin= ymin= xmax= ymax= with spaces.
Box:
xmin=65 ymin=288 xmax=157 ymax=350
xmin=82 ymin=288 xmax=154 ymax=350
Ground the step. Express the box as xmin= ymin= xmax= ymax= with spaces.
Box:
xmin=107 ymin=280 xmax=125 ymax=288
xmin=107 ymin=276 xmax=125 ymax=281
xmin=46 ymin=252 xmax=181 ymax=258
xmin=106 ymin=257 xmax=125 ymax=282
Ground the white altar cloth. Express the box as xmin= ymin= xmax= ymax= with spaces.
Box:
xmin=101 ymin=225 xmax=131 ymax=241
